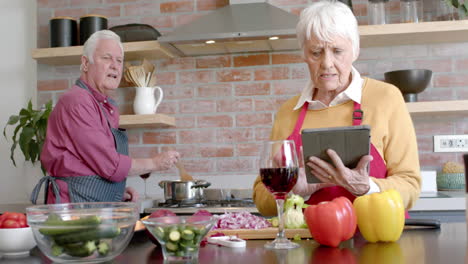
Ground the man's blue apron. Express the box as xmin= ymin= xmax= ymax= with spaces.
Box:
xmin=31 ymin=79 xmax=128 ymax=204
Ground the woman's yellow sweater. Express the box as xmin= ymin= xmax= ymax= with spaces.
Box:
xmin=253 ymin=78 xmax=421 ymax=216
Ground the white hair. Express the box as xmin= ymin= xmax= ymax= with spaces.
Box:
xmin=296 ymin=0 xmax=359 ymax=60
xmin=80 ymin=30 xmax=124 ymax=72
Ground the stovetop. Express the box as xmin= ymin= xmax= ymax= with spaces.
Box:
xmin=145 ymin=199 xmax=259 ymax=215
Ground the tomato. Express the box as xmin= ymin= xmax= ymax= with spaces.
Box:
xmin=0 ymin=212 xmax=28 ymax=228
xmin=2 ymin=219 xmax=21 ymax=228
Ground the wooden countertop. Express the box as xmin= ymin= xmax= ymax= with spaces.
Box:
xmin=23 ymin=222 xmax=467 ymax=263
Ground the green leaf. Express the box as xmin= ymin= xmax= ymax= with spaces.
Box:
xmin=461 ymin=4 xmax=468 ymax=15
xmin=6 ymin=115 xmax=20 ymax=125
xmin=29 ymin=141 xmax=39 ymax=163
xmin=27 ymin=99 xmax=33 ymax=112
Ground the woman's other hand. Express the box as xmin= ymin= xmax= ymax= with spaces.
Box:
xmin=292 ymin=167 xmax=334 ymax=197
xmin=152 ymin=151 xmax=180 ymax=171
xmin=123 ymin=186 xmax=139 ymax=202
xmin=306 ymin=149 xmax=373 ymax=196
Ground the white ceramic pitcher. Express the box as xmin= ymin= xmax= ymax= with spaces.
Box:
xmin=133 ymin=86 xmax=163 ymax=115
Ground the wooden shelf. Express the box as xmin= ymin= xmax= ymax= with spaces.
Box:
xmin=119 ymin=114 xmax=175 ymax=129
xmin=407 ymin=100 xmax=468 ymax=115
xmin=32 ymin=40 xmax=176 ymax=65
xmin=360 ymin=20 xmax=468 ymax=48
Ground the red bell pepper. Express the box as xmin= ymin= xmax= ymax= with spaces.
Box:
xmin=304 ymin=197 xmax=357 ymax=247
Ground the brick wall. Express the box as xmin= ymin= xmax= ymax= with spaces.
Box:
xmin=36 ymin=0 xmax=468 ymax=195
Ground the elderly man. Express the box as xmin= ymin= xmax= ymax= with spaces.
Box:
xmin=32 ymin=30 xmax=180 ymax=204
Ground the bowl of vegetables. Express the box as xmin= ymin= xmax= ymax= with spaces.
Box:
xmin=26 ymin=202 xmax=139 ymax=263
xmin=0 ymin=212 xmax=36 ymax=258
xmin=142 ymin=215 xmax=216 ymax=262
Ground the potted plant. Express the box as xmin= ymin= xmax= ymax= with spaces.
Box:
xmin=444 ymin=0 xmax=468 ymax=17
xmin=3 ymin=99 xmax=53 ymax=175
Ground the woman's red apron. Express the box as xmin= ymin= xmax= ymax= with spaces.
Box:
xmin=287 ymin=102 xmax=388 ymax=203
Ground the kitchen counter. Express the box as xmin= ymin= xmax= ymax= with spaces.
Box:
xmin=19 ymin=221 xmax=468 ymax=263
xmin=143 ymin=191 xmax=466 ymax=215
xmin=2 ymin=191 xmax=465 ymax=215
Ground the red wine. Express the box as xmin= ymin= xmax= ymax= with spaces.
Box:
xmin=140 ymin=173 xmax=150 ymax=180
xmin=260 ymin=167 xmax=298 ymax=200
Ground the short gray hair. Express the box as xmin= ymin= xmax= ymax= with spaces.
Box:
xmin=80 ymin=30 xmax=124 ymax=72
xmin=296 ymin=0 xmax=359 ymax=60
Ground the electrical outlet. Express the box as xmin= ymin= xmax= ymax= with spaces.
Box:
xmin=433 ymin=135 xmax=468 ymax=152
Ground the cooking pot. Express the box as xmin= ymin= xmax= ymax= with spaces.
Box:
xmin=159 ymin=180 xmax=211 ymax=203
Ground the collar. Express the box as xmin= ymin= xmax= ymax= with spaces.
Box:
xmin=293 ymin=66 xmax=363 ymax=110
xmin=77 ymin=79 xmax=117 ymax=106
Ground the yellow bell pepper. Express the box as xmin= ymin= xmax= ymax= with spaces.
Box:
xmin=353 ymin=189 xmax=405 ymax=243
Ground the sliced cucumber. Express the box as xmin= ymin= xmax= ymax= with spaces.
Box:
xmin=181 ymin=229 xmax=195 ymax=240
xmin=166 ymin=241 xmax=178 ymax=252
xmin=168 ymin=230 xmax=181 ymax=242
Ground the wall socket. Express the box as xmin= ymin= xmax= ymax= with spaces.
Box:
xmin=433 ymin=135 xmax=468 ymax=152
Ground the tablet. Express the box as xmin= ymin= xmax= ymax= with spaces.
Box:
xmin=301 ymin=125 xmax=371 ymax=184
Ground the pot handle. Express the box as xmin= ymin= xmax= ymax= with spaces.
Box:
xmin=158 ymin=181 xmax=167 ymax=188
xmin=192 ymin=180 xmax=211 ymax=189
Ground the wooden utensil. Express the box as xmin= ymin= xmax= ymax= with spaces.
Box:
xmin=175 ymin=161 xmax=194 ymax=181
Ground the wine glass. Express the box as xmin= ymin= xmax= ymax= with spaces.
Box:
xmin=140 ymin=173 xmax=151 ymax=199
xmin=259 ymin=140 xmax=300 ymax=249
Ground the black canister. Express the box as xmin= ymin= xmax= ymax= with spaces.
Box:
xmin=49 ymin=16 xmax=78 ymax=47
xmin=79 ymin=14 xmax=108 ymax=45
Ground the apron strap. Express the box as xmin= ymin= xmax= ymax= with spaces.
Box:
xmin=293 ymin=102 xmax=309 ymax=134
xmin=30 ymin=176 xmax=61 ymax=204
xmin=352 ymin=102 xmax=363 ymax=126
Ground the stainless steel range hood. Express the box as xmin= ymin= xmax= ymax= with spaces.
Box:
xmin=158 ymin=0 xmax=299 ymax=56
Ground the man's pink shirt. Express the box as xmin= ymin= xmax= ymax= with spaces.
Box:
xmin=41 ymin=82 xmax=132 ymax=203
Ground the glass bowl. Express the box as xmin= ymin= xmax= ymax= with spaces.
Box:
xmin=0 ymin=227 xmax=36 ymax=258
xmin=142 ymin=215 xmax=216 ymax=262
xmin=26 ymin=202 xmax=138 ymax=263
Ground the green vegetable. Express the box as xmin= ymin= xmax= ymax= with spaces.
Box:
xmin=97 ymin=241 xmax=110 ymax=256
xmin=63 ymin=241 xmax=97 ymax=257
xmin=39 ymin=214 xmax=101 ymax=235
xmin=51 ymin=243 xmax=64 ymax=256
xmin=283 ymin=194 xmax=307 ymax=229
xmin=166 ymin=241 xmax=178 ymax=252
xmin=154 ymin=225 xmax=205 ymax=257
xmin=181 ymin=229 xmax=195 ymax=240
xmin=293 ymin=234 xmax=302 ymax=241
xmin=53 ymin=226 xmax=120 ymax=244
xmin=168 ymin=229 xmax=181 ymax=242
xmin=269 ymin=217 xmax=279 ymax=227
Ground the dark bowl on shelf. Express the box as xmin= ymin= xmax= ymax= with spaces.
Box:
xmin=384 ymin=69 xmax=432 ymax=102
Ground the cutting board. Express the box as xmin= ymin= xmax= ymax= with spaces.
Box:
xmin=207 ymin=228 xmax=312 ymax=240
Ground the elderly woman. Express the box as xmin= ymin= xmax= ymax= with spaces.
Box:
xmin=31 ymin=30 xmax=180 ymax=204
xmin=253 ymin=1 xmax=421 ymax=216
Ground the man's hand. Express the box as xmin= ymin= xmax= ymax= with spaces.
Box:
xmin=152 ymin=151 xmax=180 ymax=171
xmin=123 ymin=186 xmax=139 ymax=202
